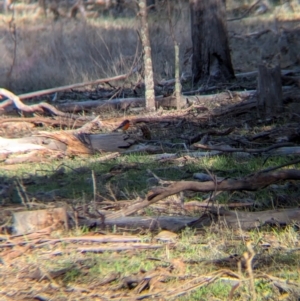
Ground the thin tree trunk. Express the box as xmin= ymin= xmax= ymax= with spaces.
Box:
xmin=139 ymin=0 xmax=156 ymax=110
xmin=190 ymin=0 xmax=235 ymax=84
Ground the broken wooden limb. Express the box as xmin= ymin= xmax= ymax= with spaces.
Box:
xmin=80 ymin=207 xmax=300 ymax=231
xmin=53 ymin=90 xmax=254 ymax=114
xmin=193 ymin=142 xmax=294 ymax=153
xmin=0 ymin=88 xmax=70 ymax=117
xmin=0 ymin=116 xmax=83 ymax=128
xmin=17 ymin=73 xmax=130 ymax=100
xmin=56 ymin=97 xmax=149 ymax=112
xmin=74 ymin=115 xmax=103 ymax=133
xmin=100 ymin=170 xmax=300 ymax=221
xmin=147 ymin=169 xmax=300 ymax=203
xmin=56 ymin=95 xmax=188 ymax=112
xmin=80 ymin=216 xmax=197 ymax=232
xmin=188 ymin=207 xmax=300 ymax=230
xmin=78 ymin=244 xmax=163 ymax=253
xmin=270 ymin=146 xmax=300 ymax=155
xmin=0 ymin=235 xmax=143 ymax=248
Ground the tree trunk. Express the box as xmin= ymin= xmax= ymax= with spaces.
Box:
xmin=257 ymin=64 xmax=283 ymax=118
xmin=4 ymin=0 xmax=13 ymax=13
xmin=190 ymin=0 xmax=235 ymax=84
xmin=139 ymin=0 xmax=156 ymax=110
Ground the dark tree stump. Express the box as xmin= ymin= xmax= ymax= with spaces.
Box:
xmin=190 ymin=0 xmax=235 ymax=84
xmin=257 ymin=64 xmax=283 ymax=118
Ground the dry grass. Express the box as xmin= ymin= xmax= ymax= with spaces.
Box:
xmin=0 ymin=1 xmax=191 ymax=93
xmin=1 ymin=0 xmax=300 ymax=94
xmin=0 ymin=225 xmax=299 ymax=300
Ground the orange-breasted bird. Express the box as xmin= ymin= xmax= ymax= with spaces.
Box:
xmin=112 ymin=119 xmax=130 ymax=132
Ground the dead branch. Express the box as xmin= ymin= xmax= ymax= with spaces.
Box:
xmin=83 ymin=207 xmax=300 ymax=231
xmin=56 ymin=97 xmax=151 ymax=112
xmin=19 ymin=73 xmax=130 ymax=100
xmin=80 ymin=215 xmax=197 ymax=232
xmin=78 ymin=244 xmax=163 ymax=253
xmin=252 ymin=158 xmax=300 ymax=174
xmin=188 ymin=207 xmax=300 ymax=230
xmin=0 ymin=116 xmax=81 ymax=127
xmin=0 ymin=88 xmax=70 ymax=117
xmin=0 ymin=235 xmax=142 ymax=248
xmin=74 ymin=115 xmax=103 ymax=133
xmin=193 ymin=142 xmax=294 ymax=153
xmin=235 ymin=68 xmax=300 ymax=79
xmin=102 ymin=169 xmax=300 ymax=220
xmin=0 ymin=115 xmax=95 ymax=128
xmin=147 ymin=169 xmax=300 ymax=203
xmin=189 ymin=128 xmax=234 ymax=144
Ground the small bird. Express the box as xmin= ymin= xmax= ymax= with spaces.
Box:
xmin=112 ymin=119 xmax=130 ymax=132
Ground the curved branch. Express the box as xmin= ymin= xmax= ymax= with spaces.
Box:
xmin=0 ymin=88 xmax=70 ymax=117
xmin=147 ymin=169 xmax=300 ymax=203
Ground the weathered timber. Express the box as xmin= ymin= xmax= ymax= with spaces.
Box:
xmin=79 ymin=207 xmax=300 ymax=231
xmin=257 ymin=64 xmax=283 ymax=118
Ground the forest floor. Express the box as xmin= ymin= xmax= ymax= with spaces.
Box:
xmin=0 ymin=1 xmax=300 ymax=300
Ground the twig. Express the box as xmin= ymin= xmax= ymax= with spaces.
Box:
xmin=253 ymin=158 xmax=300 ymax=175
xmin=244 ymin=242 xmax=257 ymax=301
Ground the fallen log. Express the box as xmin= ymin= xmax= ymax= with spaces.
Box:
xmin=0 ymin=131 xmax=137 ymax=156
xmin=188 ymin=207 xmax=300 ymax=230
xmin=79 ymin=207 xmax=300 ymax=231
xmin=80 ymin=216 xmax=197 ymax=232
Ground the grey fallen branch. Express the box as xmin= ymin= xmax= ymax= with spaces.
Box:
xmin=78 ymin=243 xmax=163 ymax=253
xmin=10 ymin=73 xmax=130 ymax=101
xmin=193 ymin=142 xmax=294 ymax=153
xmin=77 ymin=207 xmax=300 ymax=231
xmin=0 ymin=235 xmax=142 ymax=248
